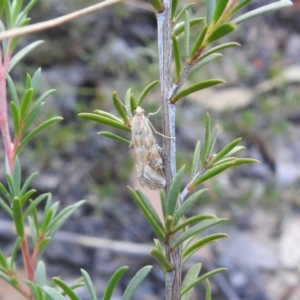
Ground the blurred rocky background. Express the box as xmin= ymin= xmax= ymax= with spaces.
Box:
xmin=1 ymin=0 xmax=300 ymax=299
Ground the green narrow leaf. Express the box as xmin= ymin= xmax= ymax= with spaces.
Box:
xmin=121 ymin=266 xmax=152 ymax=300
xmin=12 ymin=158 xmax=21 ymax=194
xmin=30 ymin=89 xmax=55 ymax=110
xmin=78 ymin=113 xmax=131 ymax=132
xmin=213 ymin=157 xmax=236 ymax=166
xmin=11 ymin=0 xmax=23 ymax=24
xmin=172 ymin=218 xmax=227 ymax=248
xmin=48 ymin=200 xmax=85 ymax=237
xmin=210 ymin=138 xmax=241 ymax=166
xmin=202 ymin=113 xmax=211 ymax=165
xmin=160 ymin=190 xmax=167 ymax=219
xmin=25 ymin=73 xmax=31 ymax=90
xmin=24 ymin=281 xmax=40 ymax=300
xmin=12 ymin=198 xmax=24 ymax=237
xmin=137 ymin=80 xmax=159 ymax=107
xmin=0 ymin=272 xmax=10 ymax=283
xmin=136 ymin=190 xmax=164 ymax=230
xmin=22 ymin=103 xmax=44 ymax=134
xmin=23 ymin=0 xmax=38 ymax=14
xmin=183 ymin=233 xmax=228 ymax=261
xmin=173 ymin=18 xmax=205 ymax=36
xmin=44 ymin=193 xmax=53 ymax=214
xmin=52 ymin=277 xmax=80 ymax=300
xmin=0 ymin=197 xmax=13 ymax=217
xmin=35 ymin=261 xmax=47 ymax=286
xmin=93 ymin=110 xmax=122 ymax=123
xmin=232 ymin=0 xmax=293 ymax=25
xmin=8 ymin=35 xmax=20 ymax=54
xmin=189 ymin=25 xmax=208 ymax=59
xmin=198 ymin=42 xmax=240 ymax=62
xmin=23 ymin=89 xmax=56 ymax=133
xmin=212 ymin=0 xmax=229 ymax=24
xmin=23 ymin=194 xmax=48 ymax=220
xmin=171 ymin=79 xmax=225 ymax=103
xmin=28 ymin=215 xmax=38 ymax=246
xmin=43 ymin=286 xmax=68 ymax=300
xmin=181 ymin=268 xmax=226 ymax=296
xmin=38 ymin=237 xmax=51 ymax=255
xmin=167 ymin=165 xmax=185 ymax=216
xmin=175 ymin=3 xmax=195 ymax=22
xmin=189 ymin=160 xmax=236 ymax=188
xmin=81 ymin=269 xmax=97 ymax=300
xmin=23 ymin=0 xmax=37 ymax=14
xmin=0 ymin=250 xmax=8 ymax=269
xmin=206 ymin=0 xmax=216 ymax=24
xmin=0 ymin=0 xmax=7 ymax=17
xmin=223 ymin=146 xmax=246 ymax=158
xmin=15 ymin=117 xmax=63 ymax=157
xmin=150 ymin=0 xmax=163 ymax=12
xmin=229 ymin=0 xmax=252 ymax=17
xmin=0 ymin=183 xmax=12 ymax=202
xmin=112 ymin=92 xmax=130 ymax=123
xmin=181 ymin=263 xmax=202 ymax=300
xmin=9 ymin=237 xmax=20 ymax=269
xmin=172 ymin=214 xmax=216 ymax=233
xmin=207 ymin=125 xmax=219 ymax=158
xmin=205 ymin=279 xmax=212 ymax=300
xmin=41 ymin=209 xmax=54 ymax=233
xmin=128 ymin=188 xmax=165 ymax=240
xmin=8 ymin=40 xmax=44 ymax=72
xmin=130 ymin=93 xmax=136 ymax=114
xmin=171 ymin=0 xmax=178 ymax=19
xmin=233 ymin=158 xmax=258 ymax=166
xmin=164 ymin=215 xmax=173 ymax=234
xmin=6 ymin=73 xmax=19 ymax=108
xmin=191 ymin=53 xmax=223 ymax=74
xmin=19 ymin=189 xmax=36 ymax=206
xmin=153 ymin=239 xmax=164 ymax=259
xmin=6 ymin=174 xmax=16 ymax=196
xmin=207 ymin=23 xmax=236 ymax=44
xmin=20 ymin=172 xmax=38 ymax=196
xmin=98 ymin=131 xmax=130 ymax=145
xmin=31 ymin=68 xmax=42 ymax=89
xmin=173 ymin=189 xmax=207 ymax=225
xmin=103 ymin=266 xmax=129 ymax=300
xmin=172 ymin=34 xmax=181 ymax=82
xmin=4 ymin=1 xmax=12 ymax=28
xmin=10 ymin=101 xmax=20 ymax=136
xmin=125 ymin=88 xmax=132 ymax=117
xmin=150 ymin=249 xmax=173 ymax=271
xmin=68 ymin=281 xmax=85 ymax=293
xmin=50 ymin=202 xmax=60 ymax=218
xmin=184 ymin=11 xmax=190 ymax=58
xmin=191 ymin=141 xmax=201 ymax=178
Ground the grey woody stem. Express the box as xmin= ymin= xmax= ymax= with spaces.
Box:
xmin=157 ymin=3 xmax=182 ymax=300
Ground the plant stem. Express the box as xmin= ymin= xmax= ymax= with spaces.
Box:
xmin=0 ymin=50 xmax=14 ymax=173
xmin=157 ymin=3 xmax=182 ymax=299
xmin=0 ymin=0 xmax=120 ymax=41
xmin=20 ymin=237 xmax=34 ymax=288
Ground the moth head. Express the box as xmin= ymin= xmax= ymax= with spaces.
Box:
xmin=134 ymin=106 xmax=145 ymax=116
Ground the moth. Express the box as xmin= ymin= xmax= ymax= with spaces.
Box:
xmin=130 ymin=106 xmax=166 ymax=190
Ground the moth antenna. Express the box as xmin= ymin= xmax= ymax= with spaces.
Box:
xmin=147 ymin=106 xmax=162 ymax=117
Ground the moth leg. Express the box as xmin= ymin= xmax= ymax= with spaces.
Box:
xmin=147 ymin=119 xmax=176 ymax=140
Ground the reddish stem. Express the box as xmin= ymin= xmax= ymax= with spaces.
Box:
xmin=31 ymin=235 xmax=44 ymax=265
xmin=20 ymin=238 xmax=35 ymax=282
xmin=0 ymin=49 xmax=14 ymax=173
xmin=7 ymin=269 xmax=31 ymax=298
